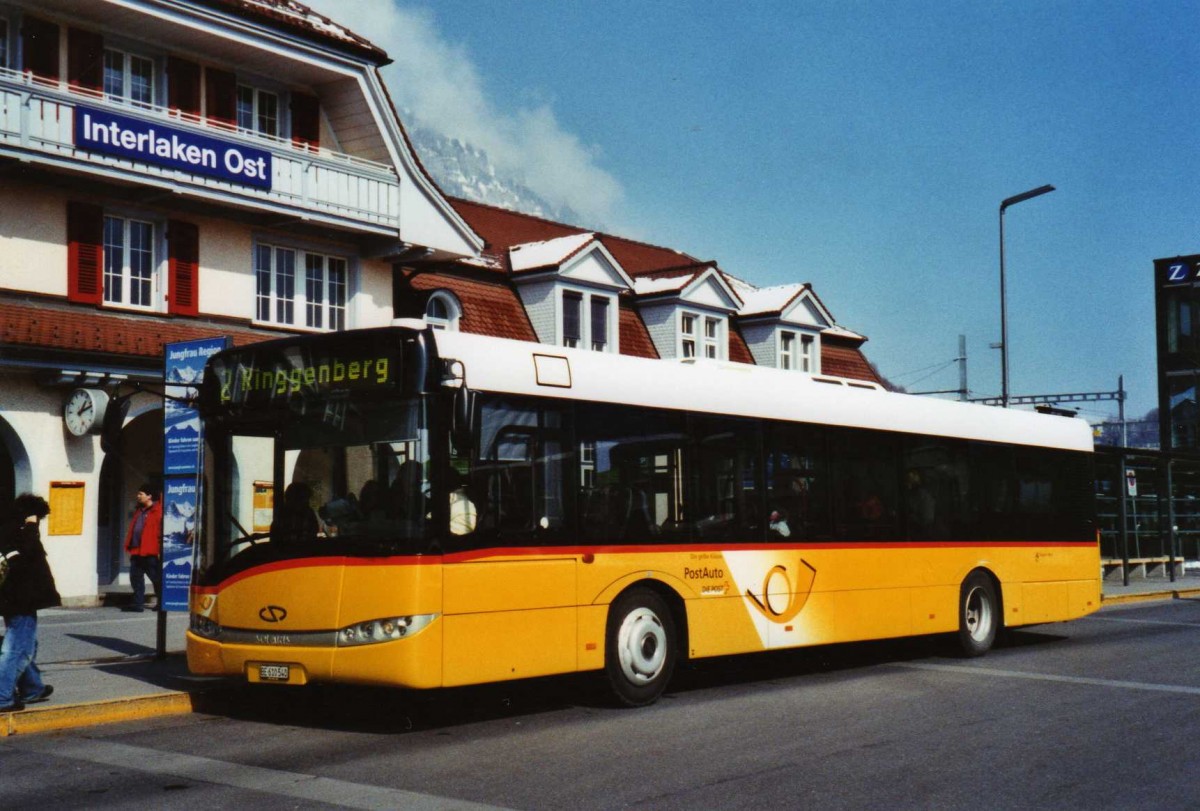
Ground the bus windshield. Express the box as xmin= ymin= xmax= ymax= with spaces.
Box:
xmin=205 ymin=396 xmax=431 ymax=571
xmin=196 ymin=329 xmax=434 ymax=578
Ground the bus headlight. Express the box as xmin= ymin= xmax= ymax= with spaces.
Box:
xmin=336 ymin=614 xmax=437 ymax=647
xmin=190 ymin=613 xmax=220 ymax=640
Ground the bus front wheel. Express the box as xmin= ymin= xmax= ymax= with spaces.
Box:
xmin=958 ymin=571 xmax=999 ymax=657
xmin=605 ymin=588 xmax=677 ymax=707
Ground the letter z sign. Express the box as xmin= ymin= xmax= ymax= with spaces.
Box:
xmin=1166 ymin=262 xmax=1198 ymax=284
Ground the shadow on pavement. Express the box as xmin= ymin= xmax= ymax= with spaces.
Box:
xmin=196 ymin=629 xmax=1073 ymax=735
xmin=66 ymin=633 xmax=157 ymax=659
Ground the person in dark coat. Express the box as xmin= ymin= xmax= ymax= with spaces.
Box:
xmin=0 ymin=493 xmax=61 ymax=711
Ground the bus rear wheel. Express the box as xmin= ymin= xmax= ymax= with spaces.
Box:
xmin=958 ymin=571 xmax=999 ymax=657
xmin=605 ymin=588 xmax=676 ymax=707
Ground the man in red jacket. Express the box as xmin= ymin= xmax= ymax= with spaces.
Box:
xmin=123 ymin=482 xmax=162 ymax=613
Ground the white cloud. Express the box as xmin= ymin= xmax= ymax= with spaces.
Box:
xmin=303 ymin=1 xmax=623 ymax=225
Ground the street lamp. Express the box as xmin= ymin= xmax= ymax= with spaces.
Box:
xmin=999 ymin=184 xmax=1055 ymax=408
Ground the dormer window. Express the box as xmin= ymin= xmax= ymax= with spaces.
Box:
xmin=779 ymin=330 xmax=817 ymax=372
xmin=591 ymin=297 xmax=610 ymax=351
xmin=681 ymin=313 xmax=696 ymax=358
xmin=425 ymin=291 xmax=462 ymax=331
xmin=104 ymin=49 xmax=154 ymax=107
xmin=780 ymin=331 xmax=796 ymax=370
xmin=558 ymin=288 xmax=615 ymax=352
xmin=800 ymin=334 xmax=815 ymax=372
xmin=680 ymin=311 xmax=724 ymax=360
xmin=703 ymin=316 xmax=721 ymax=359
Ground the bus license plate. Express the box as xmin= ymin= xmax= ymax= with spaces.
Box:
xmin=259 ymin=664 xmax=290 ymax=682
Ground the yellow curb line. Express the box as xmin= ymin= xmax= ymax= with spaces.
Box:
xmin=0 ymin=691 xmax=197 ymax=737
xmin=1102 ymin=588 xmax=1200 ymax=606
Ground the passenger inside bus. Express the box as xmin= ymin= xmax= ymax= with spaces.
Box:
xmin=769 ymin=472 xmax=811 ymax=539
xmin=448 ymin=471 xmax=477 ymax=536
xmin=388 ymin=461 xmax=425 ymax=524
xmin=272 ymin=482 xmax=320 ymax=543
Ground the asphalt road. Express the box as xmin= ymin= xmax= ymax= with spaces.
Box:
xmin=4 ymin=598 xmax=1200 ymax=810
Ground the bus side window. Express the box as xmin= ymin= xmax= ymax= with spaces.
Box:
xmin=902 ymin=438 xmax=968 ymax=541
xmin=577 ymin=404 xmax=687 ymax=543
xmin=472 ymin=398 xmax=568 ymax=544
xmin=690 ymin=416 xmax=762 ymax=542
xmin=765 ymin=424 xmax=831 ymax=541
xmin=831 ymin=429 xmax=900 ymax=541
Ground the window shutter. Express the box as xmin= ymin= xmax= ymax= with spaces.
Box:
xmin=168 ymin=220 xmax=200 ymax=316
xmin=22 ymin=17 xmax=60 ymax=83
xmin=67 ymin=28 xmax=103 ymax=93
xmin=66 ymin=202 xmax=103 ymax=305
xmin=166 ymin=56 xmax=200 ymax=117
xmin=290 ymin=92 xmax=320 ymax=150
xmin=204 ymin=67 xmax=236 ymax=128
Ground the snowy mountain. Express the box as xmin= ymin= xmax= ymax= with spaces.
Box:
xmin=405 ymin=122 xmax=586 ymax=226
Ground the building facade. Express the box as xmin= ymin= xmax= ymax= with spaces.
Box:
xmin=0 ymin=0 xmax=479 ymax=603
xmin=1 ymin=0 xmax=882 ymax=605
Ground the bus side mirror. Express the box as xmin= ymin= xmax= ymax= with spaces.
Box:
xmin=451 ymin=387 xmax=474 ymax=455
xmin=100 ymin=395 xmax=132 ymax=454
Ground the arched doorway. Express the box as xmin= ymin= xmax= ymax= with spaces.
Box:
xmin=97 ymin=408 xmax=162 ymax=586
xmin=0 ymin=415 xmax=31 ymax=511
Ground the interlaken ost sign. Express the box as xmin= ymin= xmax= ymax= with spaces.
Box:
xmin=74 ymin=105 xmax=273 ymax=190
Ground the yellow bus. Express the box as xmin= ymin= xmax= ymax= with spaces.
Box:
xmin=187 ymin=324 xmax=1099 ymax=706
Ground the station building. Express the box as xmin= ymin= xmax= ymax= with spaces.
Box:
xmin=0 ymin=0 xmax=880 ymax=605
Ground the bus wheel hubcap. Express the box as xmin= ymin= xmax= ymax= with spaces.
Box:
xmin=617 ymin=607 xmax=667 ymax=684
xmin=965 ymin=587 xmax=992 ymax=641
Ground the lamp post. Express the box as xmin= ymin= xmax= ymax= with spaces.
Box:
xmin=999 ymin=184 xmax=1055 ymax=408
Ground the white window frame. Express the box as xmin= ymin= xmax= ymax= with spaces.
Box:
xmin=800 ymin=333 xmax=816 ymax=373
xmin=103 ymin=47 xmax=155 ymax=107
xmin=558 ymin=287 xmax=616 ymax=353
xmin=255 ymin=242 xmax=351 ymax=331
xmin=779 ymin=330 xmax=796 ymax=370
xmin=425 ymin=291 xmax=462 ymax=331
xmin=237 ymin=84 xmax=280 ymax=138
xmin=102 ymin=212 xmax=160 ymax=311
xmin=680 ymin=313 xmax=696 ymax=358
xmin=778 ymin=328 xmax=819 ymax=373
xmin=680 ymin=311 xmax=725 ymax=360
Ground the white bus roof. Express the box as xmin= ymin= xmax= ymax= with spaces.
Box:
xmin=431 ymin=330 xmax=1094 ymax=454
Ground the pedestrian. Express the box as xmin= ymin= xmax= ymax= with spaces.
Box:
xmin=0 ymin=493 xmax=61 ymax=712
xmin=123 ymin=481 xmax=162 ymax=612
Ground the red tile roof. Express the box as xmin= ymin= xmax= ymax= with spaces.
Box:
xmin=198 ymin=0 xmax=389 ymax=63
xmin=447 ymin=197 xmax=702 ymax=277
xmin=822 ymin=338 xmax=883 ymax=385
xmin=728 ymin=324 xmax=755 ymax=365
xmin=405 ymin=272 xmax=537 ymax=343
xmin=618 ymin=299 xmax=659 ymax=359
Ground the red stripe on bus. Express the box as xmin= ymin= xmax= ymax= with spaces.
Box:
xmin=191 ymin=539 xmax=1097 ymax=593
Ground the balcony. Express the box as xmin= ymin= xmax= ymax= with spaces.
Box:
xmin=0 ymin=68 xmax=400 ymax=236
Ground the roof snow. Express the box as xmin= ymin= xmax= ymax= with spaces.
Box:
xmin=737 ymin=283 xmax=808 ymax=317
xmin=509 ymin=233 xmax=595 ymax=272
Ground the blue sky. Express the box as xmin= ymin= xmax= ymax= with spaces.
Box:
xmin=313 ymin=1 xmax=1200 ymax=422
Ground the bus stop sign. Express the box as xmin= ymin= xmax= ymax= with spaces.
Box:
xmin=1126 ymin=469 xmax=1138 ymax=497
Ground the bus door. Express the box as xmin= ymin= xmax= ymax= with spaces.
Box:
xmin=441 ymin=397 xmax=577 ymax=686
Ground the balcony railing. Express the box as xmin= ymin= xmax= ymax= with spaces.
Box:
xmin=0 ymin=68 xmax=400 ymax=234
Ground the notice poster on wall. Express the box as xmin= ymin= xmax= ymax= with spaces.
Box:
xmin=161 ymin=337 xmax=229 ymax=612
xmin=160 ymin=478 xmax=197 ymax=612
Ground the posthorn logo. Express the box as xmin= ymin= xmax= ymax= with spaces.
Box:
xmin=259 ymin=605 xmax=288 ymax=623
